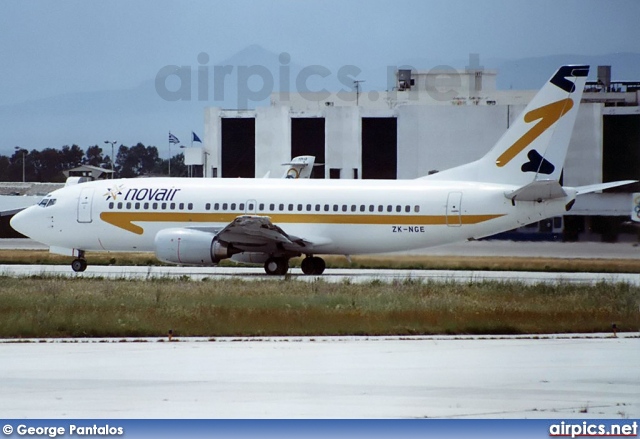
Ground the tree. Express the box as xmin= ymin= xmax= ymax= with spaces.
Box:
xmin=84 ymin=145 xmax=104 ymax=167
xmin=60 ymin=145 xmax=84 ymax=171
xmin=155 ymin=153 xmax=187 ymax=177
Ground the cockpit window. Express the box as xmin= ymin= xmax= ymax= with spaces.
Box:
xmin=38 ymin=197 xmax=56 ymax=207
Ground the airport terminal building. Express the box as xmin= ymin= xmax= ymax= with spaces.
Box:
xmin=190 ymin=63 xmax=640 ymax=241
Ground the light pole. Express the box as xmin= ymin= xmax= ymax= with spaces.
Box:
xmin=14 ymin=146 xmax=25 ymax=182
xmin=104 ymin=140 xmax=117 ymax=179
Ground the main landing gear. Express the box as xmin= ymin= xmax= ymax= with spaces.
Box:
xmin=263 ymin=255 xmax=326 ymax=275
xmin=71 ymin=250 xmax=88 ymax=272
xmin=264 ymin=257 xmax=289 ymax=275
xmin=300 ymin=256 xmax=326 ymax=275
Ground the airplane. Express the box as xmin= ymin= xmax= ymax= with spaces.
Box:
xmin=261 ymin=155 xmax=317 ymax=179
xmin=10 ymin=65 xmax=636 ymax=275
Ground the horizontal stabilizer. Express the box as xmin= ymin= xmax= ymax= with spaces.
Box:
xmin=575 ymin=180 xmax=637 ymax=195
xmin=505 ymin=180 xmax=566 ymax=202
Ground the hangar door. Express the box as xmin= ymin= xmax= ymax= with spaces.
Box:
xmin=362 ymin=117 xmax=397 ymax=179
xmin=291 ymin=118 xmax=325 ymax=178
xmin=221 ymin=118 xmax=255 ymax=178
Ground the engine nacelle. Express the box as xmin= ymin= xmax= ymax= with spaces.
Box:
xmin=154 ymin=228 xmax=235 ymax=266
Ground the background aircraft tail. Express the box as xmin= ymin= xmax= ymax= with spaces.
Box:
xmin=425 ymin=65 xmax=589 ymax=187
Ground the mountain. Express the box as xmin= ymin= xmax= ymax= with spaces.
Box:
xmin=1 ymin=47 xmax=639 ymax=156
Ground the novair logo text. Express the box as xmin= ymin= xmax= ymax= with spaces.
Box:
xmin=123 ymin=187 xmax=181 ymax=202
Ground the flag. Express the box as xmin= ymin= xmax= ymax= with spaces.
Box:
xmin=192 ymin=132 xmax=202 ymax=143
xmin=169 ymin=133 xmax=180 ymax=144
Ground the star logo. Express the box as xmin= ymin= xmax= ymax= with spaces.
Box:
xmin=104 ymin=184 xmax=124 ymax=201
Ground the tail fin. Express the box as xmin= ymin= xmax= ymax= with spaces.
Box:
xmin=425 ymin=65 xmax=589 ymax=186
xmin=282 ymin=155 xmax=316 ymax=179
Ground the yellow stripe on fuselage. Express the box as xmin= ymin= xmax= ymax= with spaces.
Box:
xmin=99 ymin=211 xmax=505 ymax=235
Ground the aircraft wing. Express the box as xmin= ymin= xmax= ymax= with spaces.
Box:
xmin=212 ymin=215 xmax=311 ymax=253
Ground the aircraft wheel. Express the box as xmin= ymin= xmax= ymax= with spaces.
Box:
xmin=301 ymin=256 xmax=325 ymax=275
xmin=71 ymin=258 xmax=87 ymax=272
xmin=311 ymin=257 xmax=326 ymax=275
xmin=264 ymin=257 xmax=289 ymax=275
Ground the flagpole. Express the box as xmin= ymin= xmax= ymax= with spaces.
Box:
xmin=190 ymin=132 xmax=193 ymax=178
xmin=168 ymin=131 xmax=171 ymax=177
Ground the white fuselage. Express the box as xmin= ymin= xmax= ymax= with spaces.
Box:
xmin=13 ymin=177 xmax=574 ymax=256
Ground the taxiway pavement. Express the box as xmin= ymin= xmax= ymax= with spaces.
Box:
xmin=0 ymin=335 xmax=637 ymax=419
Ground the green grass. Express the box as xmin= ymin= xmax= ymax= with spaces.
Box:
xmin=0 ymin=276 xmax=638 ymax=338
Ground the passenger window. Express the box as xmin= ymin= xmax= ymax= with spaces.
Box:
xmin=125 ymin=202 xmax=131 ymax=209
xmin=135 ymin=202 xmax=140 ymax=209
xmin=405 ymin=205 xmax=410 ymax=213
xmin=269 ymin=203 xmax=275 ymax=211
xmin=288 ymin=204 xmax=294 ymax=211
xmin=378 ymin=205 xmax=383 ymax=212
xmin=170 ymin=203 xmax=175 ymax=210
xmin=279 ymin=204 xmax=284 ymax=211
xmin=117 ymin=202 xmax=123 ymax=209
xmin=342 ymin=205 xmax=347 ymax=212
xmin=239 ymin=203 xmax=245 ymax=210
xmin=414 ymin=205 xmax=420 ymax=213
xmin=109 ymin=202 xmax=114 ymax=209
xmin=161 ymin=203 xmax=167 ymax=210
xmin=187 ymin=203 xmax=193 ymax=210
xmin=205 ymin=203 xmax=210 ymax=210
xmin=369 ymin=205 xmax=374 ymax=212
xmin=152 ymin=203 xmax=158 ymax=210
xmin=214 ymin=203 xmax=219 ymax=210
xmin=222 ymin=203 xmax=228 ymax=210
xmin=387 ymin=205 xmax=392 ymax=212
xmin=297 ymin=204 xmax=303 ymax=211
xmin=315 ymin=204 xmax=320 ymax=211
xmin=144 ymin=203 xmax=149 ymax=210
xmin=258 ymin=203 xmax=264 ymax=210
xmin=333 ymin=205 xmax=339 ymax=212
xmin=180 ymin=203 xmax=185 ymax=210
xmin=247 ymin=203 xmax=252 ymax=210
xmin=360 ymin=205 xmax=365 ymax=212
xmin=230 ymin=203 xmax=236 ymax=210
xmin=306 ymin=204 xmax=311 ymax=211
xmin=351 ymin=205 xmax=356 ymax=212
xmin=324 ymin=204 xmax=329 ymax=212
xmin=396 ymin=205 xmax=401 ymax=212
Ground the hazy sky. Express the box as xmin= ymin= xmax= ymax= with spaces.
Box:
xmin=2 ymin=0 xmax=639 ymax=106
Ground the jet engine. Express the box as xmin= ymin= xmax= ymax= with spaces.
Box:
xmin=154 ymin=228 xmax=237 ymax=265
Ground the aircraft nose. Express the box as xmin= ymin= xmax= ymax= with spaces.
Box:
xmin=10 ymin=207 xmax=38 ymax=239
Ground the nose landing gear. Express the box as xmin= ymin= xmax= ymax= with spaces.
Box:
xmin=71 ymin=250 xmax=87 ymax=272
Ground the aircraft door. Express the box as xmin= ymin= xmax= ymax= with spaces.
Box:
xmin=446 ymin=192 xmax=462 ymax=227
xmin=245 ymin=199 xmax=257 ymax=215
xmin=77 ymin=188 xmax=94 ymax=223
